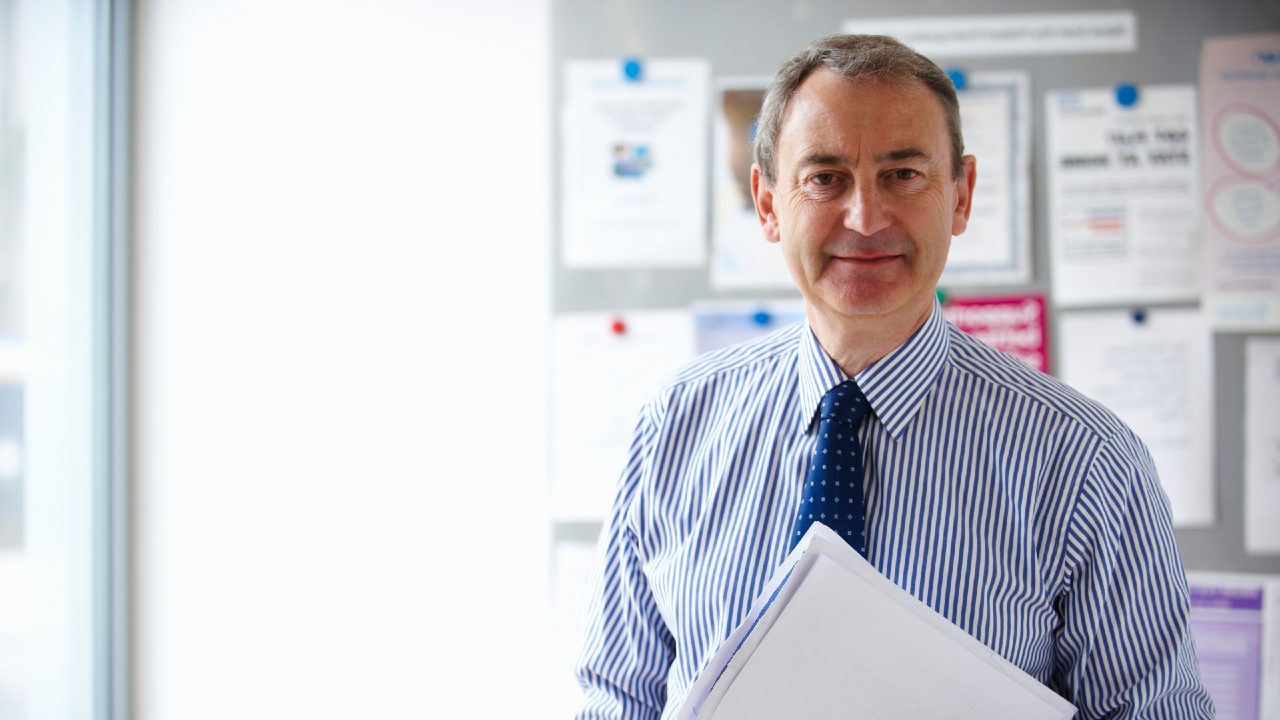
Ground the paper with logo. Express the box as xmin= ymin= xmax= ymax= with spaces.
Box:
xmin=676 ymin=523 xmax=1076 ymax=720
xmin=1200 ymin=34 xmax=1280 ymax=331
xmin=560 ymin=58 xmax=709 ymax=268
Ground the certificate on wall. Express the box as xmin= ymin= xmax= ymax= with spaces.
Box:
xmin=1057 ymin=308 xmax=1214 ymax=526
xmin=1046 ymin=85 xmax=1201 ymax=306
xmin=561 ymin=58 xmax=709 ymax=268
xmin=710 ymin=78 xmax=791 ymax=289
xmin=1200 ymin=34 xmax=1280 ymax=331
xmin=943 ymin=71 xmax=1032 ymax=286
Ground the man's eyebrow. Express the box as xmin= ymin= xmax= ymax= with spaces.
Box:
xmin=876 ymin=147 xmax=933 ymax=164
xmin=796 ymin=148 xmax=935 ymax=169
xmin=796 ymin=152 xmax=847 ymax=168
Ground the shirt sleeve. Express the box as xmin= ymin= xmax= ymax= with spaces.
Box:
xmin=574 ymin=405 xmax=676 ymax=720
xmin=1054 ymin=429 xmax=1216 ymax=719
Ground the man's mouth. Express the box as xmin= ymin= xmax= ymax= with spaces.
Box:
xmin=834 ymin=254 xmax=899 ymax=266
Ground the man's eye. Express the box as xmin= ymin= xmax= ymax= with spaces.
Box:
xmin=810 ymin=173 xmax=838 ymax=186
xmin=891 ymin=169 xmax=920 ymax=181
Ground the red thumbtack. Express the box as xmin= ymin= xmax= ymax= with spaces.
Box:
xmin=610 ymin=316 xmax=627 ymax=336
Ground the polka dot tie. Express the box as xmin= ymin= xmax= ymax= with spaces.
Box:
xmin=790 ymin=379 xmax=872 ymax=555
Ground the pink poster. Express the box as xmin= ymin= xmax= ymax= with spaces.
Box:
xmin=1200 ymin=34 xmax=1280 ymax=330
xmin=942 ymin=294 xmax=1049 ymax=373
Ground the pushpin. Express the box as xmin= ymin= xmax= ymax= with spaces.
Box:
xmin=946 ymin=67 xmax=967 ymax=92
xmin=752 ymin=309 xmax=772 ymax=326
xmin=1131 ymin=308 xmax=1146 ymax=325
xmin=1115 ymin=83 xmax=1139 ymax=108
xmin=610 ymin=316 xmax=628 ymax=335
xmin=935 ymin=287 xmax=949 ymax=305
xmin=621 ymin=57 xmax=643 ymax=83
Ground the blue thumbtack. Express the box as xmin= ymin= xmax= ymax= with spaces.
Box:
xmin=946 ymin=67 xmax=967 ymax=92
xmin=622 ymin=57 xmax=643 ymax=83
xmin=1115 ymin=83 xmax=1139 ymax=108
xmin=752 ymin=310 xmax=772 ymax=326
xmin=1131 ymin=308 xmax=1146 ymax=324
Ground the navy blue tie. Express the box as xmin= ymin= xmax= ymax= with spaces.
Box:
xmin=791 ymin=380 xmax=872 ymax=555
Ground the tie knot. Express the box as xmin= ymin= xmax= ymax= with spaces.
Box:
xmin=819 ymin=380 xmax=869 ymax=425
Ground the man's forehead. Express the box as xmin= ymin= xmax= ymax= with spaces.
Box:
xmin=790 ymin=69 xmax=933 ymax=111
xmin=777 ymin=71 xmax=947 ymax=164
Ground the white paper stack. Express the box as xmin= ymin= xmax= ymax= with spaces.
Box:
xmin=677 ymin=523 xmax=1076 ymax=720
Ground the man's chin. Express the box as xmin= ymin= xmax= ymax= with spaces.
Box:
xmin=809 ymin=288 xmax=933 ymax=323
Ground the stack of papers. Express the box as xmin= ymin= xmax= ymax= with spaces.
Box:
xmin=676 ymin=524 xmax=1076 ymax=720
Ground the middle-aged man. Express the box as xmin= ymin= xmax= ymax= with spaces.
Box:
xmin=575 ymin=34 xmax=1214 ymax=719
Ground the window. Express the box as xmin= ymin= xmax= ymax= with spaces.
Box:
xmin=0 ymin=0 xmax=128 ymax=717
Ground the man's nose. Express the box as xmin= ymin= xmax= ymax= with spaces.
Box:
xmin=843 ymin=183 xmax=892 ymax=236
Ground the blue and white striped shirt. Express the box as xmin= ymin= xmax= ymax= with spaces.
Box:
xmin=575 ymin=303 xmax=1213 ymax=719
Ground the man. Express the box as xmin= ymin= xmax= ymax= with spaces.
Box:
xmin=575 ymin=34 xmax=1213 ymax=719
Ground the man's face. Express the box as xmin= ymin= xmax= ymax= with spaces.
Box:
xmin=753 ymin=69 xmax=976 ymax=327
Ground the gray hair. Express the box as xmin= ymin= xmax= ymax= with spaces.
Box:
xmin=752 ymin=34 xmax=965 ymax=185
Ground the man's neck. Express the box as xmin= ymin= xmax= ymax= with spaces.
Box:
xmin=806 ymin=299 xmax=934 ymax=377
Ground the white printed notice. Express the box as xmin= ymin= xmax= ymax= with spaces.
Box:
xmin=1186 ymin=573 xmax=1280 ymax=720
xmin=1200 ymin=34 xmax=1280 ymax=331
xmin=1046 ymin=85 xmax=1201 ymax=306
xmin=1057 ymin=308 xmax=1214 ymax=526
xmin=551 ymin=309 xmax=695 ymax=521
xmin=943 ymin=71 xmax=1032 ymax=286
xmin=711 ymin=78 xmax=790 ymax=288
xmin=561 ymin=59 xmax=709 ymax=268
xmin=1246 ymin=336 xmax=1280 ymax=555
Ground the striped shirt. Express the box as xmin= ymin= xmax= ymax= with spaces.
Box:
xmin=575 ymin=302 xmax=1213 ymax=719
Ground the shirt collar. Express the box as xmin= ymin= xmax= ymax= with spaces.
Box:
xmin=795 ymin=300 xmax=951 ymax=440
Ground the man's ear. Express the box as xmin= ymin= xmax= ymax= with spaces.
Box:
xmin=752 ymin=164 xmax=781 ymax=244
xmin=950 ymin=155 xmax=977 ymax=236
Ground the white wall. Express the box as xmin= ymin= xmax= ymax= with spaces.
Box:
xmin=134 ymin=1 xmax=552 ymax=717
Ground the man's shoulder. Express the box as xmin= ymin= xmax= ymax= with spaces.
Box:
xmin=943 ymin=322 xmax=1134 ymax=444
xmin=651 ymin=321 xmax=803 ymax=405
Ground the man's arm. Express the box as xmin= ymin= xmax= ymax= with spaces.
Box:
xmin=1054 ymin=429 xmax=1215 ymax=719
xmin=574 ymin=409 xmax=675 ymax=720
